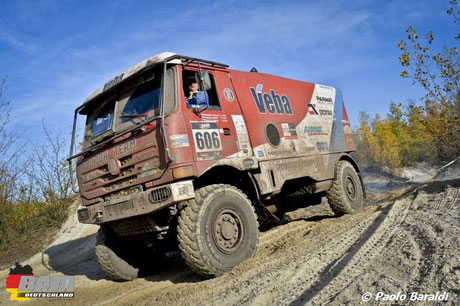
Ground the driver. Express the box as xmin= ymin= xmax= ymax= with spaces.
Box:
xmin=185 ymin=76 xmax=208 ymax=109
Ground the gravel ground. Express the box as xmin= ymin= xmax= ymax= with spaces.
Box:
xmin=1 ymin=177 xmax=459 ymax=305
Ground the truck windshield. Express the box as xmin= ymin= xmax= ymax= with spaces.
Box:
xmin=91 ymin=101 xmax=114 ymax=137
xmin=82 ymin=64 xmax=176 ymax=149
xmin=120 ymin=79 xmax=160 ymax=123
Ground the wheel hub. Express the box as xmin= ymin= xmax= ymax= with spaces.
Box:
xmin=345 ymin=176 xmax=357 ymax=201
xmin=214 ymin=210 xmax=243 ymax=253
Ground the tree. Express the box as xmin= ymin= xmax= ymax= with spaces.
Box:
xmin=0 ymin=76 xmax=23 ymax=205
xmin=27 ymin=121 xmax=73 ymax=203
xmin=398 ymin=0 xmax=460 ymax=161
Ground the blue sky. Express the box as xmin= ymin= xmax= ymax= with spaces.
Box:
xmin=0 ymin=0 xmax=457 ymax=145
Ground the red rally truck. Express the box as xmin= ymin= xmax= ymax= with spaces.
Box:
xmin=68 ymin=52 xmax=364 ymax=281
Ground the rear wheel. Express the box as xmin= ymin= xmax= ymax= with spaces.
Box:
xmin=177 ymin=184 xmax=259 ymax=277
xmin=327 ymin=160 xmax=364 ymax=216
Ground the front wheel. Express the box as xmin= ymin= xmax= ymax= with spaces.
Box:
xmin=177 ymin=184 xmax=259 ymax=277
xmin=327 ymin=160 xmax=364 ymax=216
xmin=95 ymin=228 xmax=139 ymax=281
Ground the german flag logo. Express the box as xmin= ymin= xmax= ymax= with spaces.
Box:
xmin=5 ymin=263 xmax=33 ymax=302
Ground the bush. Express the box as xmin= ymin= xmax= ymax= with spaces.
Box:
xmin=0 ymin=197 xmax=74 ymax=251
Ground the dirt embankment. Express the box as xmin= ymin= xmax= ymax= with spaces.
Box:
xmin=1 ymin=177 xmax=459 ymax=305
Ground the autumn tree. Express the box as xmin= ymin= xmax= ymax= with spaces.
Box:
xmin=398 ymin=0 xmax=460 ymax=161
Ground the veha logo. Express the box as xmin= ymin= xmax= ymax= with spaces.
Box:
xmin=250 ymin=84 xmax=293 ymax=115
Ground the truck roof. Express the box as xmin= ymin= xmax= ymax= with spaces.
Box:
xmin=80 ymin=52 xmax=176 ymax=110
xmin=78 ymin=52 xmax=229 ymax=114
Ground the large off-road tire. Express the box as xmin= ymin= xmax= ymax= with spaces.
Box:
xmin=327 ymin=160 xmax=364 ymax=216
xmin=95 ymin=228 xmax=139 ymax=282
xmin=177 ymin=184 xmax=259 ymax=277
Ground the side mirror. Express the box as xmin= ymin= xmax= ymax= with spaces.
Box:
xmin=196 ymin=71 xmax=212 ymax=91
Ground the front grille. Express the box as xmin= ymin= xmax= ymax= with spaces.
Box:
xmin=105 ymin=177 xmax=136 ymax=191
xmin=149 ymin=186 xmax=172 ymax=203
xmin=103 ymin=166 xmax=135 ymax=182
xmin=120 ymin=155 xmax=132 ymax=166
xmin=110 ymin=216 xmax=156 ymax=237
xmin=79 ymin=141 xmax=161 ymax=200
xmin=104 ymin=185 xmax=142 ymax=202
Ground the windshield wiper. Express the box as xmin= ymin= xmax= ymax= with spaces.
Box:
xmin=91 ymin=130 xmax=115 ymax=145
xmin=120 ymin=112 xmax=148 ymax=118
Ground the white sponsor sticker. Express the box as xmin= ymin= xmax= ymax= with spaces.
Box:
xmin=232 ymin=115 xmax=250 ymax=153
xmin=170 ymin=134 xmax=189 ymax=148
xmin=171 ymin=180 xmax=195 ymax=201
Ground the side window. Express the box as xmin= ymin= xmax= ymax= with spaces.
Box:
xmin=183 ymin=69 xmax=221 ymax=110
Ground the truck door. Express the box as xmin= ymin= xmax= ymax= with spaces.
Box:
xmin=180 ymin=68 xmax=252 ymax=164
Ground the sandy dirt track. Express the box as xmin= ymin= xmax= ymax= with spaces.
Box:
xmin=1 ymin=178 xmax=459 ymax=305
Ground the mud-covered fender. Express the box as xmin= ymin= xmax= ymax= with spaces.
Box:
xmin=334 ymin=153 xmax=360 ymax=173
xmin=206 ymin=156 xmax=259 ymax=172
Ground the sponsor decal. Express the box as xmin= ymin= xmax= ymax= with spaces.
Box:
xmin=223 ymin=87 xmax=235 ymax=102
xmin=103 ymin=73 xmax=124 ymax=91
xmin=250 ymin=84 xmax=293 ymax=115
xmin=232 ymin=115 xmax=250 ymax=152
xmin=256 ymin=149 xmax=265 ymax=158
xmin=114 ymin=139 xmax=136 ymax=157
xmin=307 ymin=103 xmax=319 ymax=115
xmin=316 ymin=96 xmax=333 ymax=103
xmin=170 ymin=134 xmax=190 ymax=148
xmin=80 ymin=150 xmax=108 ymax=171
xmin=318 ymin=84 xmax=334 ymax=91
xmin=305 ymin=126 xmax=328 ymax=136
xmin=316 ymin=141 xmax=329 ymax=151
xmin=281 ymin=123 xmax=298 ymax=139
xmin=171 ymin=181 xmax=195 ymax=201
xmin=200 ymin=113 xmax=228 ymax=123
xmin=242 ymin=158 xmax=255 ymax=167
xmin=6 ymin=263 xmax=74 ymax=301
xmin=307 ymin=103 xmax=333 ymax=116
xmin=275 ymin=158 xmax=316 ymax=172
xmin=190 ymin=122 xmax=223 ymax=161
xmin=319 ymin=109 xmax=333 ymax=116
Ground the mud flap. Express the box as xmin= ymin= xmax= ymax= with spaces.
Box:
xmin=359 ymin=173 xmax=367 ymax=199
xmin=252 ymin=200 xmax=280 ymax=225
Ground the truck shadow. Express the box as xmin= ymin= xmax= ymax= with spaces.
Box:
xmin=42 ymin=234 xmax=203 ymax=284
xmin=42 ymin=233 xmax=104 ymax=281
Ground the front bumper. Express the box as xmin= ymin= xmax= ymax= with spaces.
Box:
xmin=77 ymin=180 xmax=195 ymax=224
